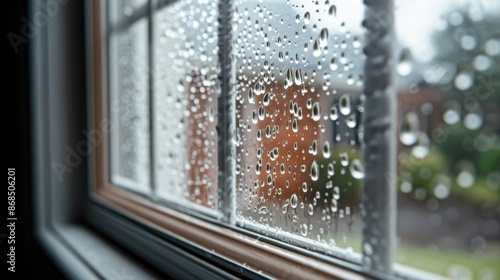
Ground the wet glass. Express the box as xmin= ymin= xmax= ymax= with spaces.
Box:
xmin=109 ymin=0 xmax=148 ymax=25
xmin=233 ymin=0 xmax=366 ymax=256
xmin=394 ymin=0 xmax=500 ymax=278
xmin=109 ymin=19 xmax=151 ymax=194
xmin=153 ymin=0 xmax=219 ymax=211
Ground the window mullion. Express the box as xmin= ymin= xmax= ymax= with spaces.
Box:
xmin=148 ymin=0 xmax=157 ymax=199
xmin=217 ymin=0 xmax=236 ymax=223
xmin=361 ymin=0 xmax=396 ymax=276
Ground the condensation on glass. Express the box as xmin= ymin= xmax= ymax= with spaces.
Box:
xmin=233 ymin=0 xmax=365 ymax=255
xmin=109 ymin=0 xmax=148 ymax=23
xmin=109 ymin=17 xmax=151 ymax=194
xmin=153 ymin=0 xmax=219 ymax=211
xmin=394 ymin=0 xmax=500 ymax=278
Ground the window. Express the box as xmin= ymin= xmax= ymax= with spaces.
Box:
xmin=86 ymin=0 xmax=500 ymax=279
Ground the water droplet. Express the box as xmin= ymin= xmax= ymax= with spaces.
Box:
xmin=311 ymin=139 xmax=318 ymax=155
xmin=254 ymin=80 xmax=265 ymax=95
xmin=300 ymin=223 xmax=308 ymax=236
xmin=472 ymin=55 xmax=492 ymax=72
xmin=251 ymin=110 xmax=258 ymax=124
xmin=434 ymin=175 xmax=451 ymax=200
xmin=312 ymin=102 xmax=321 ymax=121
xmin=352 ymin=37 xmax=361 ymax=49
xmin=340 ymin=153 xmax=349 ymax=166
xmin=326 ymin=181 xmax=333 ymax=189
xmin=290 ymin=193 xmax=298 ymax=208
xmin=263 ymin=92 xmax=270 ymax=106
xmin=411 ymin=133 xmax=430 ymax=159
xmin=310 ymin=161 xmax=319 ymax=181
xmin=265 ymin=125 xmax=271 ymax=138
xmin=434 ymin=183 xmax=450 ymax=200
xmin=339 ymin=52 xmax=347 ymax=64
xmin=303 ymin=12 xmax=310 ymax=24
xmin=319 ymin=28 xmax=329 ymax=48
xmin=331 ymin=199 xmax=338 ymax=212
xmin=258 ymin=206 xmax=268 ymax=214
xmin=258 ymin=105 xmax=265 ymax=120
xmin=339 ymin=95 xmax=351 ymax=115
xmin=285 ymin=68 xmax=293 ymax=88
xmin=350 ymin=159 xmax=365 ymax=179
xmin=308 ymin=204 xmax=314 ymax=215
xmin=282 ymin=201 xmax=289 ymax=214
xmin=333 ymin=186 xmax=340 ymax=200
xmin=313 ymin=39 xmax=321 ymax=57
xmin=323 ymin=141 xmax=331 ymax=158
xmin=400 ymin=181 xmax=413 ymax=193
xmin=302 ymin=182 xmax=308 ymax=193
xmin=248 ymin=89 xmax=255 ymax=103
xmin=457 ymin=170 xmax=475 ymax=188
xmin=293 ymin=102 xmax=299 ymax=116
xmin=208 ymin=105 xmax=216 ymax=122
xmin=330 ymin=105 xmax=338 ymax=120
xmin=400 ymin=112 xmax=419 ymax=146
xmin=346 ymin=113 xmax=357 ymax=128
xmin=484 ymin=39 xmax=500 ymax=57
xmin=294 ymin=69 xmax=302 ymax=85
xmin=330 ymin=57 xmax=338 ymax=71
xmin=292 ymin=119 xmax=298 ymax=132
xmin=444 ymin=109 xmax=460 ymax=125
xmin=460 ymin=35 xmax=476 ymax=51
xmin=463 ymin=113 xmax=482 ymax=130
xmin=328 ymin=5 xmax=337 ymax=18
xmin=397 ymin=48 xmax=412 ymax=76
xmin=327 ymin=162 xmax=334 ymax=176
xmin=454 ymin=71 xmax=473 ymax=91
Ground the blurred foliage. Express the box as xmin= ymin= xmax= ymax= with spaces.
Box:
xmin=399 ymin=131 xmax=500 ymax=204
xmin=400 ymin=7 xmax=500 ymax=205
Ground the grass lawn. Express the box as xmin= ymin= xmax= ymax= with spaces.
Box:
xmin=396 ymin=245 xmax=500 ymax=279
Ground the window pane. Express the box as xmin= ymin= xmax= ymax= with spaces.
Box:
xmin=234 ymin=0 xmax=365 ymax=256
xmin=109 ymin=19 xmax=151 ymax=194
xmin=153 ymin=1 xmax=219 ymax=211
xmin=394 ymin=0 xmax=500 ymax=278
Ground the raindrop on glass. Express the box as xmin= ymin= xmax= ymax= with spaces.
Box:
xmin=290 ymin=193 xmax=298 ymax=208
xmin=323 ymin=141 xmax=331 ymax=158
xmin=340 ymin=152 xmax=349 ymax=167
xmin=339 ymin=95 xmax=351 ymax=115
xmin=330 ymin=105 xmax=338 ymax=120
xmin=311 ymin=102 xmax=321 ymax=121
xmin=397 ymin=48 xmax=413 ymax=76
xmin=328 ymin=5 xmax=337 ymax=18
xmin=400 ymin=112 xmax=419 ymax=146
xmin=310 ymin=161 xmax=319 ymax=181
xmin=350 ymin=159 xmax=365 ymax=179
